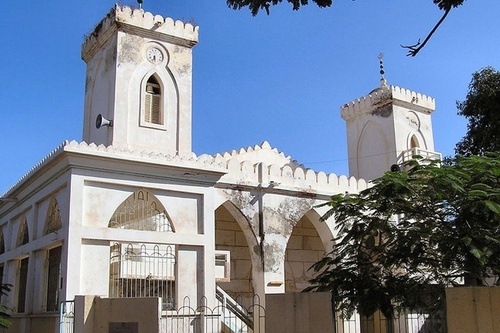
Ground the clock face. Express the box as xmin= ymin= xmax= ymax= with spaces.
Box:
xmin=147 ymin=47 xmax=163 ymax=64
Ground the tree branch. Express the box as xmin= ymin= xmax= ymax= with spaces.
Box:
xmin=401 ymin=8 xmax=451 ymax=57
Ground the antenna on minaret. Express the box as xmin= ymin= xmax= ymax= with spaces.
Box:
xmin=137 ymin=0 xmax=143 ymax=10
xmin=379 ymin=53 xmax=388 ymax=87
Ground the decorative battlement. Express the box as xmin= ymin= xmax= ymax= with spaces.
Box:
xmin=2 ymin=141 xmax=367 ymax=199
xmin=341 ymin=85 xmax=435 ymax=121
xmin=213 ymin=141 xmax=367 ymax=193
xmin=215 ymin=141 xmax=300 ymax=169
xmin=82 ymin=4 xmax=199 ymax=62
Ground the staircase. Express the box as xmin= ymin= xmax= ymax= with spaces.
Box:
xmin=216 ymin=286 xmax=253 ymax=333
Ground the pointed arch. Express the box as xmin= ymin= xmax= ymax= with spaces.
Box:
xmin=410 ymin=134 xmax=420 ymax=149
xmin=133 ymin=61 xmax=179 ymax=134
xmin=108 ymin=190 xmax=177 ymax=309
xmin=284 ymin=209 xmax=332 ymax=293
xmin=215 ymin=201 xmax=260 ymax=303
xmin=108 ymin=190 xmax=174 ymax=232
xmin=17 ymin=216 xmax=29 ymax=247
xmin=356 ymin=120 xmax=391 ymax=181
xmin=406 ymin=131 xmax=428 ymax=152
xmin=44 ymin=196 xmax=62 ymax=235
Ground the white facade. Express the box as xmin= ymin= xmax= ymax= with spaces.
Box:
xmin=0 ymin=5 xmax=439 ymax=333
xmin=342 ymin=82 xmax=439 ymax=180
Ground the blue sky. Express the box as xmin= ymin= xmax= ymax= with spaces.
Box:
xmin=1 ymin=0 xmax=499 ymax=194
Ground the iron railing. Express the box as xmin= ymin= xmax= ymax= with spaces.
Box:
xmin=59 ymin=300 xmax=74 ymax=333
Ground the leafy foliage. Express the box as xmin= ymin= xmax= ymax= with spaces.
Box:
xmin=0 ymin=284 xmax=11 ymax=328
xmin=226 ymin=0 xmax=465 ymax=15
xmin=226 ymin=0 xmax=466 ymax=56
xmin=433 ymin=0 xmax=465 ymax=11
xmin=456 ymin=67 xmax=500 ymax=156
xmin=226 ymin=0 xmax=332 ymax=15
xmin=305 ymin=154 xmax=500 ymax=320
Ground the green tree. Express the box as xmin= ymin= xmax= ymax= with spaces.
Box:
xmin=305 ymin=154 xmax=500 ymax=320
xmin=226 ymin=0 xmax=465 ymax=56
xmin=455 ymin=67 xmax=500 ymax=156
xmin=0 ymin=284 xmax=11 ymax=328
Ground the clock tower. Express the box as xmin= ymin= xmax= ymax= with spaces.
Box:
xmin=81 ymin=5 xmax=198 ymax=156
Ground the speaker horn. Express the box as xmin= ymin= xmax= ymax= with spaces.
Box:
xmin=96 ymin=114 xmax=113 ymax=129
xmin=390 ymin=164 xmax=401 ymax=172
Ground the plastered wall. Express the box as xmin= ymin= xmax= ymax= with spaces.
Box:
xmin=446 ymin=287 xmax=500 ymax=333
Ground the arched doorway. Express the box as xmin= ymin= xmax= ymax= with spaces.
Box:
xmin=284 ymin=211 xmax=327 ymax=292
xmin=215 ymin=203 xmax=255 ymax=305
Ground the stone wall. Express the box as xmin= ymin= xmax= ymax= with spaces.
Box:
xmin=266 ymin=292 xmax=334 ymax=333
xmin=446 ymin=286 xmax=500 ymax=333
xmin=74 ymin=295 xmax=161 ymax=333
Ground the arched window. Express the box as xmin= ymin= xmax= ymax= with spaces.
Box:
xmin=44 ymin=196 xmax=62 ymax=235
xmin=410 ymin=135 xmax=420 ymax=149
xmin=144 ymin=75 xmax=162 ymax=125
xmin=108 ymin=190 xmax=176 ymax=309
xmin=108 ymin=190 xmax=174 ymax=232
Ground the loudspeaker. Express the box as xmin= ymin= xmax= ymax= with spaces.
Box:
xmin=96 ymin=114 xmax=113 ymax=129
xmin=390 ymin=164 xmax=401 ymax=172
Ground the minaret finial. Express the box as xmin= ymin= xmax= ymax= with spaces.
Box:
xmin=137 ymin=0 xmax=143 ymax=10
xmin=378 ymin=53 xmax=387 ymax=87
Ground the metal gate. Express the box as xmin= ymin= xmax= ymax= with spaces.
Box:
xmin=59 ymin=294 xmax=265 ymax=333
xmin=59 ymin=300 xmax=74 ymax=333
xmin=161 ymin=293 xmax=265 ymax=333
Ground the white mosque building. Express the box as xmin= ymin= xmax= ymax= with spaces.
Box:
xmin=0 ymin=5 xmax=439 ymax=333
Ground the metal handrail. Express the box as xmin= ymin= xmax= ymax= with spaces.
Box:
xmin=398 ymin=148 xmax=442 ymax=164
xmin=216 ymin=285 xmax=253 ymax=328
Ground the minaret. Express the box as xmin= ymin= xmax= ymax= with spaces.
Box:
xmin=81 ymin=5 xmax=198 ymax=156
xmin=341 ymin=54 xmax=440 ymax=181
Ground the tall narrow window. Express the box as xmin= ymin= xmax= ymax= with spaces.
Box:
xmin=144 ymin=75 xmax=162 ymax=125
xmin=45 ymin=196 xmax=62 ymax=235
xmin=0 ymin=232 xmax=4 ymax=255
xmin=46 ymin=246 xmax=62 ymax=312
xmin=410 ymin=135 xmax=420 ymax=149
xmin=18 ymin=217 xmax=29 ymax=247
xmin=17 ymin=257 xmax=29 ymax=313
xmin=0 ymin=265 xmax=4 ymax=303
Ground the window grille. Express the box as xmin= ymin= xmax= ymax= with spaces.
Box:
xmin=108 ymin=190 xmax=176 ymax=309
xmin=108 ymin=190 xmax=174 ymax=232
xmin=109 ymin=243 xmax=176 ymax=310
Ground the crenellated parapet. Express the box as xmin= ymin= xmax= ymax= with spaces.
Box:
xmin=82 ymin=4 xmax=198 ymax=62
xmin=341 ymin=85 xmax=435 ymax=121
xmin=215 ymin=141 xmax=300 ymax=169
xmin=215 ymin=141 xmax=368 ymax=195
xmin=2 ymin=141 xmax=367 ymax=200
xmin=219 ymin=158 xmax=367 ymax=196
